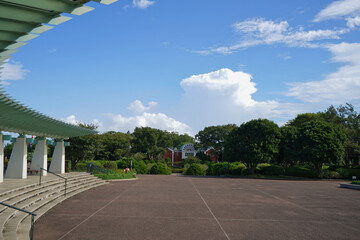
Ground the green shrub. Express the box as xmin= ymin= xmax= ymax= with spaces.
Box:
xmin=352 ymin=180 xmax=360 ymax=185
xmin=257 ymin=163 xmax=271 ymax=169
xmin=150 ymin=162 xmax=171 ymax=175
xmin=206 ymin=162 xmax=229 ymax=176
xmin=229 ymin=162 xmax=246 ymax=175
xmin=116 ymin=160 xmax=127 ymax=169
xmin=74 ymin=163 xmax=87 ymax=172
xmin=327 ymin=165 xmax=341 ymax=171
xmin=65 ymin=160 xmax=71 ymax=173
xmin=285 ymin=166 xmax=318 ymax=178
xmin=133 ymin=160 xmax=147 ymax=174
xmin=171 ymin=168 xmax=184 ymax=173
xmin=182 ymin=156 xmax=202 ymax=167
xmin=335 ymin=168 xmax=360 ymax=179
xmin=185 ymin=163 xmax=205 ymax=176
xmin=88 ymin=161 xmax=103 ymax=168
xmin=319 ymin=170 xmax=341 ymax=179
xmin=104 ymin=161 xmax=117 ymax=170
xmin=260 ymin=165 xmax=284 ymax=176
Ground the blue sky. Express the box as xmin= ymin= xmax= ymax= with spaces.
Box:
xmin=1 ymin=0 xmax=360 ymax=135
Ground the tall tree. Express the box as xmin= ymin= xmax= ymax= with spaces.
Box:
xmin=131 ymin=127 xmax=169 ymax=161
xmin=196 ymin=124 xmax=237 ymax=162
xmin=277 ymin=125 xmax=300 ymax=169
xmin=297 ymin=120 xmax=347 ymax=173
xmin=95 ymin=131 xmax=129 ymax=160
xmin=66 ymin=123 xmax=100 ymax=169
xmin=321 ymin=103 xmax=360 ymax=166
xmin=225 ymin=119 xmax=281 ymax=174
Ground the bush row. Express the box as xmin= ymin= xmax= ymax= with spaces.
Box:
xmin=72 ymin=159 xmax=360 ymax=179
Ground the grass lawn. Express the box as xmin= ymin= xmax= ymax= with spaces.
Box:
xmin=94 ymin=170 xmax=136 ymax=180
xmin=351 ymin=180 xmax=360 ymax=185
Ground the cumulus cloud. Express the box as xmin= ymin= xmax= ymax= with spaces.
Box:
xmin=0 ymin=61 xmax=29 ymax=85
xmin=181 ymin=68 xmax=257 ymax=107
xmin=128 ymin=100 xmax=158 ymax=113
xmin=132 ymin=0 xmax=155 ymax=9
xmin=62 ymin=108 xmax=192 ymax=135
xmin=178 ymin=68 xmax=296 ymax=129
xmin=314 ymin=0 xmax=360 ymax=22
xmin=61 ymin=115 xmax=79 ymax=125
xmin=287 ymin=42 xmax=360 ymax=103
xmin=346 ymin=16 xmax=360 ymax=28
xmin=200 ymin=18 xmax=345 ymax=55
xmin=98 ymin=112 xmax=192 ymax=135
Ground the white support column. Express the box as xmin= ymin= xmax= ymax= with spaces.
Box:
xmin=30 ymin=139 xmax=47 ymax=176
xmin=49 ymin=140 xmax=65 ymax=174
xmin=5 ymin=135 xmax=27 ymax=179
xmin=0 ymin=133 xmax=4 ymax=183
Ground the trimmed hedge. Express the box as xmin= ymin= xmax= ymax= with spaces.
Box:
xmin=185 ymin=163 xmax=205 ymax=176
xmin=150 ymin=162 xmax=171 ymax=175
xmin=319 ymin=170 xmax=341 ymax=179
xmin=74 ymin=163 xmax=87 ymax=172
xmin=335 ymin=168 xmax=360 ymax=179
xmin=260 ymin=165 xmax=284 ymax=176
xmin=116 ymin=160 xmax=127 ymax=169
xmin=65 ymin=160 xmax=71 ymax=173
xmin=206 ymin=162 xmax=228 ymax=176
xmin=285 ymin=166 xmax=318 ymax=178
xmin=133 ymin=160 xmax=148 ymax=174
xmin=103 ymin=161 xmax=117 ymax=170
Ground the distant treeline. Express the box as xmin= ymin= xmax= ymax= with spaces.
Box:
xmin=4 ymin=103 xmax=360 ymax=175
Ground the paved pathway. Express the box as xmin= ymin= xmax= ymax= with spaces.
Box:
xmin=34 ymin=175 xmax=360 ymax=240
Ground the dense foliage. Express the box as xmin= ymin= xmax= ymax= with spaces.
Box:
xmin=225 ymin=119 xmax=281 ymax=174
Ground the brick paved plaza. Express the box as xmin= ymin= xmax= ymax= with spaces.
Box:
xmin=35 ymin=175 xmax=360 ymax=240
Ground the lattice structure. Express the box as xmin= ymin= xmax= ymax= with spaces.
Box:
xmin=0 ymin=0 xmax=118 ymax=138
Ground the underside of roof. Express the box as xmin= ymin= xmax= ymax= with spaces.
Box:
xmin=0 ymin=0 xmax=118 ymax=138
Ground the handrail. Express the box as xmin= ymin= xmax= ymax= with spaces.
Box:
xmin=0 ymin=202 xmax=36 ymax=240
xmin=39 ymin=168 xmax=68 ymax=197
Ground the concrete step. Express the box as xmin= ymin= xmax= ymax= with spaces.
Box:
xmin=0 ymin=173 xmax=94 ymax=214
xmin=0 ymin=173 xmax=106 ymax=240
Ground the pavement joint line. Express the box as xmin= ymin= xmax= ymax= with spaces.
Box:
xmin=239 ymin=181 xmax=360 ymax=233
xmin=57 ymin=181 xmax=140 ymax=240
xmin=188 ymin=178 xmax=231 ymax=240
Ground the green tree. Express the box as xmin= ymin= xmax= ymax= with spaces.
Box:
xmin=297 ymin=120 xmax=347 ymax=173
xmin=196 ymin=124 xmax=237 ymax=162
xmin=277 ymin=126 xmax=300 ymax=168
xmin=321 ymin=103 xmax=360 ymax=166
xmin=95 ymin=131 xmax=129 ymax=160
xmin=288 ymin=113 xmax=322 ymax=127
xmin=131 ymin=127 xmax=170 ymax=161
xmin=225 ymin=119 xmax=281 ymax=174
xmin=66 ymin=123 xmax=100 ymax=169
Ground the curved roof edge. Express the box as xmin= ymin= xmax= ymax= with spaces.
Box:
xmin=0 ymin=0 xmax=118 ymax=138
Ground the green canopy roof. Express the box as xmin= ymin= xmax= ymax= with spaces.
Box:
xmin=0 ymin=0 xmax=118 ymax=138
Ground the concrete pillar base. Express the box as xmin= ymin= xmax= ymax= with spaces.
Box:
xmin=49 ymin=140 xmax=65 ymax=174
xmin=0 ymin=134 xmax=4 ymax=182
xmin=5 ymin=136 xmax=27 ymax=179
xmin=30 ymin=139 xmax=47 ymax=176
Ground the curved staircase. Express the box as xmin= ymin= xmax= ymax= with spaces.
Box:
xmin=0 ymin=173 xmax=107 ymax=240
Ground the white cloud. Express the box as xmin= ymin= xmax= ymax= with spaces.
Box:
xmin=201 ymin=18 xmax=345 ymax=55
xmin=314 ymin=0 xmax=360 ymax=22
xmin=346 ymin=16 xmax=360 ymax=28
xmin=287 ymin=42 xmax=360 ymax=103
xmin=61 ymin=115 xmax=79 ymax=125
xmin=128 ymin=100 xmax=158 ymax=113
xmin=178 ymin=68 xmax=297 ymax=129
xmin=132 ymin=0 xmax=155 ymax=9
xmin=181 ymin=68 xmax=257 ymax=107
xmin=0 ymin=61 xmax=29 ymax=85
xmin=101 ymin=112 xmax=192 ymax=135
